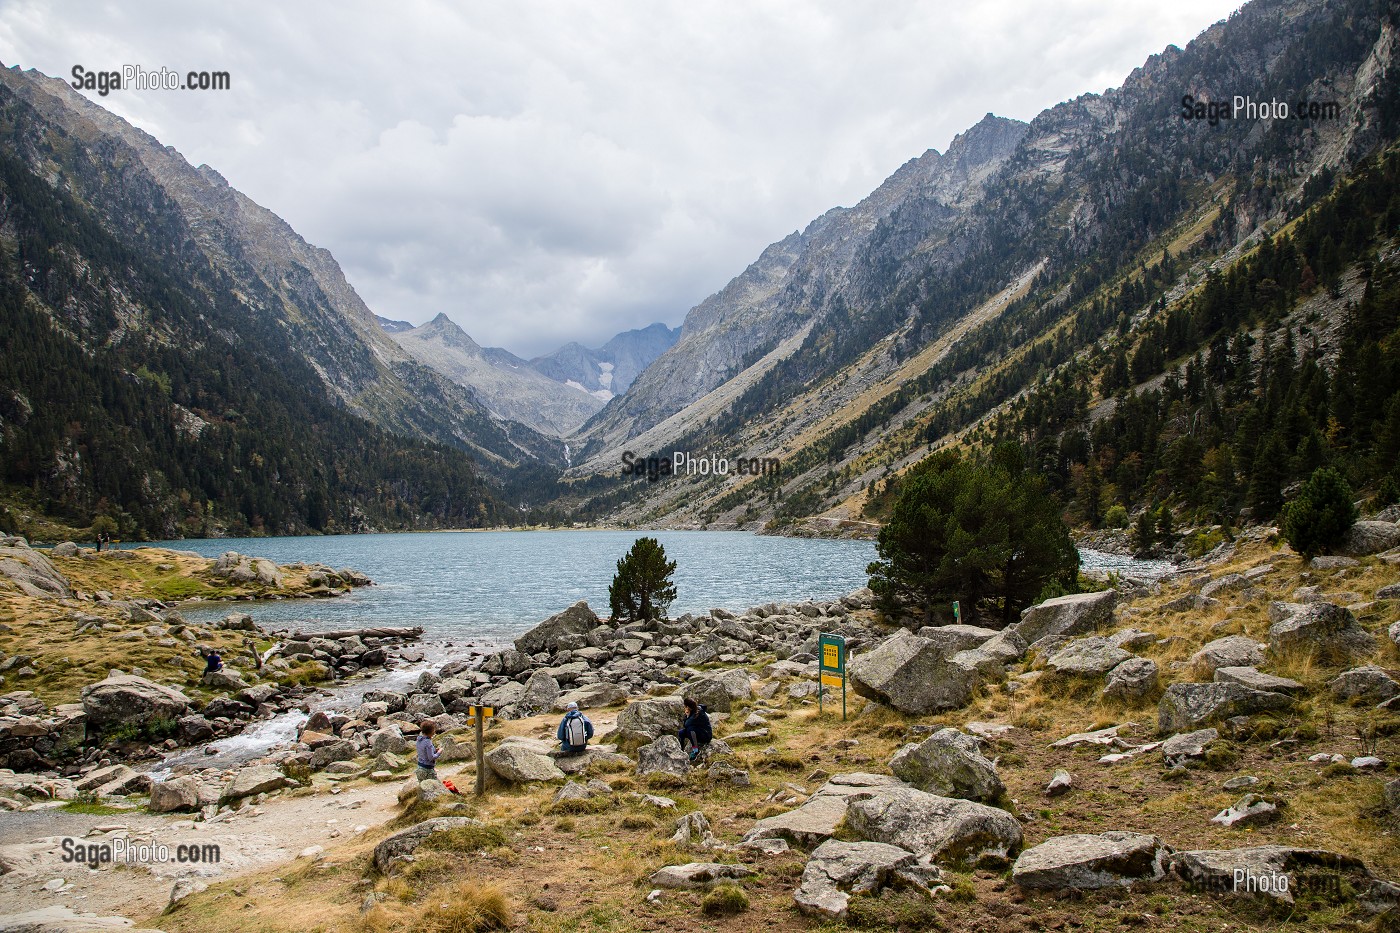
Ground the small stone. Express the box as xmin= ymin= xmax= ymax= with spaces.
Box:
xmin=1045 ymin=770 xmax=1073 ymax=796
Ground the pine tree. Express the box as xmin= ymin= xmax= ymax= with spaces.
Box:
xmin=1280 ymin=467 xmax=1357 ymax=558
xmin=608 ymin=537 xmax=678 ymax=623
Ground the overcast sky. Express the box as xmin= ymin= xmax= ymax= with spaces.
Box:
xmin=0 ymin=2 xmax=1241 ymax=357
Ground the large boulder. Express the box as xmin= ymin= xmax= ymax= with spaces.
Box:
xmin=1212 ymin=666 xmax=1307 ymax=695
xmin=479 ymin=681 xmax=526 ymax=710
xmin=1045 ymin=637 xmax=1132 ymax=677
xmin=373 ymin=816 xmax=484 ymax=872
xmin=148 ymin=776 xmax=202 ymax=813
xmin=517 ymin=671 xmax=561 ymax=715
xmin=555 ymin=682 xmax=628 ymax=711
xmin=0 ymin=542 xmax=72 ymax=598
xmin=219 ymin=765 xmax=293 ymax=803
xmin=1267 ymin=602 xmax=1376 ymax=664
xmin=611 ymin=696 xmax=686 ymax=747
xmin=1103 ymin=657 xmax=1159 ymax=702
xmin=514 ymin=601 xmax=602 ymax=656
xmin=1341 ymin=521 xmax=1400 ymax=556
xmin=741 ymin=773 xmax=904 ymax=850
xmin=795 ymin=839 xmax=939 ymax=920
xmin=1329 ymin=666 xmax=1400 ymax=704
xmin=1170 ymin=846 xmax=1367 ymax=906
xmin=486 ymin=742 xmax=565 ymax=783
xmin=1191 ymin=636 xmax=1267 ymax=675
xmin=1011 ymin=590 xmax=1116 ymax=646
xmin=845 ymin=787 xmax=1023 ymax=868
xmin=1160 ymin=728 xmax=1218 ymax=766
xmin=679 ymin=669 xmax=753 ymax=713
xmin=81 ymin=674 xmax=190 ymax=728
xmin=1157 ymin=682 xmax=1292 ymax=733
xmin=889 ymin=729 xmax=1004 ymax=802
xmin=848 ymin=630 xmax=979 ymax=715
xmin=636 ymin=735 xmax=691 ymax=778
xmin=1012 ymin=832 xmax=1168 ymax=890
xmin=915 ymin=624 xmax=1001 ymax=655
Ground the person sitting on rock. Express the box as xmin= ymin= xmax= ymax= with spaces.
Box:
xmin=201 ymin=649 xmax=223 ymax=675
xmin=678 ymin=697 xmax=713 ymax=761
xmin=557 ymin=701 xmax=594 ymax=753
xmin=415 ymin=719 xmax=441 ymax=782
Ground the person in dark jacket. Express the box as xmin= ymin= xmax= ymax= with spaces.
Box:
xmin=678 ymin=697 xmax=712 ymax=760
xmin=557 ymin=701 xmax=594 ymax=753
xmin=201 ymin=650 xmax=223 ymax=675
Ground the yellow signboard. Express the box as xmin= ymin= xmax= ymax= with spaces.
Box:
xmin=820 ymin=672 xmax=843 ymax=688
xmin=822 ymin=643 xmax=840 ymax=669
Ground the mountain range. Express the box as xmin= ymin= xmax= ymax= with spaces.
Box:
xmin=1 ymin=0 xmax=1397 ymax=541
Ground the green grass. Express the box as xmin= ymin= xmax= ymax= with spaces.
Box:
xmin=61 ymin=799 xmax=136 ymax=815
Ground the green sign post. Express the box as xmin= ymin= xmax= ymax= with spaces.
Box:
xmin=818 ymin=632 xmax=847 ymax=721
xmin=953 ymin=600 xmax=961 ymax=624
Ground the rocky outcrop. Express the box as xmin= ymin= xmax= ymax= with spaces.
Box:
xmin=613 ymin=697 xmax=687 ymax=747
xmin=1341 ymin=521 xmax=1400 ymax=556
xmin=373 ymin=817 xmax=485 ymax=873
xmin=1157 ymin=682 xmax=1292 ymax=733
xmin=1191 ymin=636 xmax=1267 ymax=675
xmin=849 ymin=630 xmax=981 ymax=714
xmin=1267 ymin=602 xmax=1376 ymax=663
xmin=794 ymin=839 xmax=940 ymax=919
xmin=1329 ymin=666 xmax=1400 ymax=704
xmin=679 ymin=668 xmax=753 ymax=712
xmin=1103 ymin=657 xmax=1159 ymax=701
xmin=81 ymin=674 xmax=190 ymax=728
xmin=1012 ymin=832 xmax=1168 ymax=890
xmin=0 ymin=541 xmax=72 ymax=598
xmin=486 ymin=740 xmax=565 ymax=783
xmin=649 ymin=862 xmax=756 ymax=890
xmin=1011 ymin=591 xmax=1116 ymax=646
xmin=889 ymin=729 xmax=1004 ymax=801
xmin=1170 ymin=846 xmax=1368 ymax=905
xmin=1044 ymin=637 xmax=1132 ymax=677
xmin=845 ymin=787 xmax=1023 ymax=868
xmin=219 ymin=765 xmax=294 ymax=803
xmin=636 ymin=735 xmax=691 ymax=778
xmin=514 ymin=601 xmax=601 ymax=656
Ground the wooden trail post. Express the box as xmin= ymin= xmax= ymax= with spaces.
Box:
xmin=468 ymin=705 xmax=494 ymax=796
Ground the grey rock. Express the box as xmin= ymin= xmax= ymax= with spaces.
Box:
xmin=636 ymin=735 xmax=691 ymax=779
xmin=1157 ymin=682 xmax=1291 ymax=733
xmin=373 ymin=816 xmax=484 ymax=872
xmin=81 ymin=674 xmax=190 ymax=728
xmin=889 ymin=729 xmax=1004 ymax=802
xmin=648 ymin=862 xmax=755 ymax=890
xmin=1211 ymin=793 xmax=1279 ymax=828
xmin=1200 ymin=574 xmax=1248 ymax=599
xmin=1191 ymin=636 xmax=1266 ymax=675
xmin=201 ymin=669 xmax=249 ymax=691
xmin=1046 ymin=637 xmax=1132 ymax=677
xmin=1012 ymin=590 xmax=1116 ymax=646
xmin=679 ymin=668 xmax=753 ymax=712
xmin=612 ymin=696 xmax=686 ymax=747
xmin=914 ymin=624 xmax=1001 ymax=655
xmin=1045 ymin=770 xmax=1073 ymax=796
xmin=220 ymin=765 xmax=293 ymax=803
xmin=0 ymin=543 xmax=72 ymax=598
xmin=1267 ymin=602 xmax=1376 ymax=664
xmin=1223 ymin=775 xmax=1258 ymax=791
xmin=479 ymin=681 xmax=526 ymax=710
xmin=1012 ymin=831 xmax=1168 ymax=890
xmin=848 ymin=630 xmax=980 ymax=715
xmin=514 ymin=601 xmax=602 ymax=656
xmin=1102 ymin=657 xmax=1159 ymax=702
xmin=1341 ymin=521 xmax=1400 ymax=556
xmin=555 ymin=682 xmax=628 ymax=711
xmin=148 ymin=776 xmax=202 ymax=813
xmin=486 ymin=743 xmax=565 ymax=783
xmin=1376 ymin=583 xmax=1400 ymax=600
xmin=169 ymin=877 xmax=208 ymax=907
xmin=795 ymin=839 xmax=939 ymax=919
xmin=1170 ymin=847 xmax=1365 ymax=905
xmin=310 ymin=740 xmax=356 ymax=771
xmin=1328 ymin=666 xmax=1400 ymax=704
xmin=1161 ymin=728 xmax=1218 ymax=766
xmin=1212 ymin=666 xmax=1307 ymax=696
xmin=845 ymin=786 xmax=1023 ymax=868
xmin=1384 ymin=778 xmax=1400 ymax=820
xmin=670 ymin=811 xmax=721 ymax=848
xmin=518 ymin=670 xmax=561 ymax=715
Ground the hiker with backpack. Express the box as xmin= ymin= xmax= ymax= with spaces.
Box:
xmin=678 ymin=697 xmax=712 ymax=761
xmin=557 ymin=701 xmax=594 ymax=753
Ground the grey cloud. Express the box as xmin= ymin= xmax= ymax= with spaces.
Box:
xmin=0 ymin=0 xmax=1239 ymax=356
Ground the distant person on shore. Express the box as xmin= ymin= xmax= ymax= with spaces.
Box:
xmin=678 ymin=697 xmax=712 ymax=761
xmin=201 ymin=649 xmax=223 ymax=675
xmin=416 ymin=720 xmax=441 ymax=782
xmin=557 ymin=701 xmax=594 ymax=753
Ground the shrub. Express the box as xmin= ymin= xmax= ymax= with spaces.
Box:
xmin=1281 ymin=467 xmax=1358 ymax=558
xmin=1103 ymin=504 xmax=1130 ymax=529
xmin=701 ymin=884 xmax=749 ymax=916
